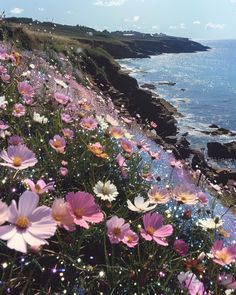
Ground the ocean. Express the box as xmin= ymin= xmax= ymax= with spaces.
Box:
xmin=119 ymin=39 xmax=236 ymax=168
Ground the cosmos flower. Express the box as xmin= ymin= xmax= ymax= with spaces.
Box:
xmin=87 ymin=142 xmax=109 ymax=159
xmin=54 ymin=92 xmax=70 ymax=105
xmin=127 ymin=196 xmax=156 ymax=213
xmin=105 ymin=114 xmax=119 ymax=126
xmin=59 ymin=167 xmax=68 ymax=176
xmin=8 ymin=135 xmax=24 ymax=146
xmin=218 ymin=273 xmax=236 ymax=290
xmin=140 ymin=212 xmax=173 ymax=246
xmin=122 ymin=230 xmax=139 ymax=248
xmin=120 ymin=138 xmax=133 ymax=154
xmin=0 ymin=145 xmax=37 ymax=170
xmin=174 ymin=239 xmax=189 ymax=256
xmin=148 ymin=186 xmax=170 ymax=204
xmin=117 ymin=153 xmax=128 ymax=178
xmin=0 ymin=200 xmax=8 ymax=225
xmin=49 ymin=135 xmax=66 ymax=153
xmin=197 ymin=217 xmax=223 ymax=231
xmin=0 ymin=95 xmax=8 ymax=109
xmin=52 ymin=199 xmax=74 ymax=230
xmin=66 ymin=191 xmax=104 ymax=229
xmin=0 ymin=120 xmax=9 ymax=130
xmin=178 ymin=271 xmax=207 ymax=295
xmin=93 ymin=180 xmax=119 ymax=202
xmin=211 ymin=240 xmax=236 ymax=266
xmin=0 ymin=191 xmax=57 ymax=253
xmin=62 ymin=128 xmax=74 ymax=139
xmin=197 ymin=192 xmax=208 ymax=206
xmin=61 ymin=113 xmax=73 ymax=123
xmin=24 ymin=179 xmax=55 ymax=195
xmin=106 ymin=216 xmax=130 ymax=244
xmin=174 ymin=185 xmax=198 ymax=205
xmin=109 ymin=126 xmax=124 ymax=139
xmin=80 ymin=117 xmax=97 ymax=130
xmin=12 ymin=103 xmax=26 ymax=117
xmin=17 ymin=82 xmax=34 ymax=98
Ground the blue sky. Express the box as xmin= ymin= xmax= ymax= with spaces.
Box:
xmin=1 ymin=0 xmax=236 ymax=39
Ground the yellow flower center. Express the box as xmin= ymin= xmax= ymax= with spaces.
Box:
xmin=16 ymin=216 xmax=29 ymax=229
xmin=53 ymin=214 xmax=62 ymax=222
xmin=12 ymin=156 xmax=23 ymax=167
xmin=75 ymin=208 xmax=84 ymax=219
xmin=112 ymin=227 xmax=121 ymax=236
xmin=146 ymin=226 xmax=156 ymax=235
xmin=54 ymin=139 xmax=62 ymax=148
xmin=216 ymin=250 xmax=229 ymax=263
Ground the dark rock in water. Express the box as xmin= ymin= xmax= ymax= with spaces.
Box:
xmin=140 ymin=83 xmax=156 ymax=90
xmin=191 ymin=150 xmax=209 ymax=171
xmin=207 ymin=141 xmax=236 ymax=159
xmin=158 ymin=81 xmax=176 ymax=86
xmin=209 ymin=124 xmax=219 ymax=128
xmin=165 ymin=136 xmax=177 ymax=144
xmin=180 ymin=88 xmax=186 ymax=91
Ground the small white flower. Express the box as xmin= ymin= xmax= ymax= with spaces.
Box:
xmin=93 ymin=180 xmax=118 ymax=202
xmin=0 ymin=96 xmax=8 ymax=110
xmin=197 ymin=217 xmax=223 ymax=231
xmin=33 ymin=112 xmax=48 ymax=124
xmin=96 ymin=115 xmax=109 ymax=131
xmin=124 ymin=132 xmax=134 ymax=140
xmin=0 ymin=130 xmax=11 ymax=139
xmin=29 ymin=64 xmax=35 ymax=69
xmin=54 ymin=78 xmax=68 ymax=89
xmin=225 ymin=290 xmax=234 ymax=295
xmin=127 ymin=196 xmax=156 ymax=212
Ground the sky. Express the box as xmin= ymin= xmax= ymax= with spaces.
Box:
xmin=1 ymin=0 xmax=236 ymax=39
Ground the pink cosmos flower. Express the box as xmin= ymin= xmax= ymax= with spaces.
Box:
xmin=62 ymin=128 xmax=74 ymax=139
xmin=149 ymin=150 xmax=160 ymax=160
xmin=54 ymin=92 xmax=70 ymax=105
xmin=0 ymin=66 xmax=7 ymax=75
xmin=66 ymin=191 xmax=104 ymax=229
xmin=170 ymin=160 xmax=183 ymax=169
xmin=24 ymin=179 xmax=55 ymax=195
xmin=140 ymin=212 xmax=173 ymax=246
xmin=106 ymin=216 xmax=130 ymax=244
xmin=61 ymin=113 xmax=73 ymax=123
xmin=8 ymin=135 xmax=24 ymax=146
xmin=12 ymin=103 xmax=26 ymax=117
xmin=17 ymin=82 xmax=34 ymax=98
xmin=218 ymin=273 xmax=236 ymax=290
xmin=117 ymin=153 xmax=128 ymax=178
xmin=109 ymin=127 xmax=124 ymax=139
xmin=52 ymin=199 xmax=74 ymax=230
xmin=211 ymin=240 xmax=236 ymax=266
xmin=122 ymin=230 xmax=139 ymax=248
xmin=59 ymin=167 xmax=68 ymax=176
xmin=174 ymin=239 xmax=189 ymax=256
xmin=174 ymin=185 xmax=198 ymax=205
xmin=80 ymin=117 xmax=97 ymax=130
xmin=178 ymin=271 xmax=207 ymax=295
xmin=1 ymin=74 xmax=10 ymax=83
xmin=197 ymin=192 xmax=208 ymax=206
xmin=0 ymin=145 xmax=37 ymax=170
xmin=148 ymin=186 xmax=170 ymax=204
xmin=0 ymin=200 xmax=8 ymax=225
xmin=0 ymin=120 xmax=9 ymax=130
xmin=121 ymin=139 xmax=133 ymax=154
xmin=0 ymin=191 xmax=57 ymax=253
xmin=49 ymin=135 xmax=66 ymax=153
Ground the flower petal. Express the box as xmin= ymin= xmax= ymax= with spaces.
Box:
xmin=18 ymin=191 xmax=39 ymax=216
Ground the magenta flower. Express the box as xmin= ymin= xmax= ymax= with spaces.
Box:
xmin=54 ymin=92 xmax=70 ymax=105
xmin=0 ymin=120 xmax=9 ymax=130
xmin=140 ymin=212 xmax=173 ymax=246
xmin=62 ymin=128 xmax=74 ymax=139
xmin=106 ymin=216 xmax=130 ymax=244
xmin=218 ymin=273 xmax=236 ymax=290
xmin=49 ymin=135 xmax=66 ymax=153
xmin=178 ymin=271 xmax=207 ymax=295
xmin=24 ymin=179 xmax=55 ymax=195
xmin=52 ymin=199 xmax=74 ymax=230
xmin=122 ymin=229 xmax=139 ymax=248
xmin=8 ymin=135 xmax=24 ymax=146
xmin=12 ymin=103 xmax=26 ymax=117
xmin=121 ymin=138 xmax=133 ymax=154
xmin=174 ymin=239 xmax=189 ymax=256
xmin=17 ymin=82 xmax=34 ymax=98
xmin=66 ymin=191 xmax=104 ymax=229
xmin=80 ymin=117 xmax=97 ymax=130
xmin=59 ymin=167 xmax=68 ymax=176
xmin=211 ymin=240 xmax=236 ymax=266
xmin=0 ymin=145 xmax=37 ymax=170
xmin=0 ymin=191 xmax=57 ymax=253
xmin=61 ymin=113 xmax=73 ymax=123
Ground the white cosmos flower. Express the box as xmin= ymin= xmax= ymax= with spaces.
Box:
xmin=127 ymin=196 xmax=156 ymax=212
xmin=197 ymin=217 xmax=223 ymax=231
xmin=54 ymin=78 xmax=68 ymax=89
xmin=0 ymin=96 xmax=8 ymax=109
xmin=93 ymin=180 xmax=119 ymax=202
xmin=96 ymin=115 xmax=109 ymax=131
xmin=33 ymin=112 xmax=48 ymax=124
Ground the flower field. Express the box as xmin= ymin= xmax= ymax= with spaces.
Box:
xmin=0 ymin=42 xmax=235 ymax=294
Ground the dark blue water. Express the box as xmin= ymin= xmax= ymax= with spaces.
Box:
xmin=119 ymin=40 xmax=236 ymax=167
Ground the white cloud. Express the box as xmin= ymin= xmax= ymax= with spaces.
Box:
xmin=230 ymin=0 xmax=236 ymax=3
xmin=205 ymin=22 xmax=225 ymax=30
xmin=152 ymin=25 xmax=159 ymax=30
xmin=169 ymin=23 xmax=186 ymax=30
xmin=193 ymin=20 xmax=201 ymax=25
xmin=124 ymin=15 xmax=140 ymax=22
xmin=10 ymin=7 xmax=24 ymax=14
xmin=94 ymin=0 xmax=127 ymax=6
xmin=38 ymin=8 xmax=44 ymax=12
